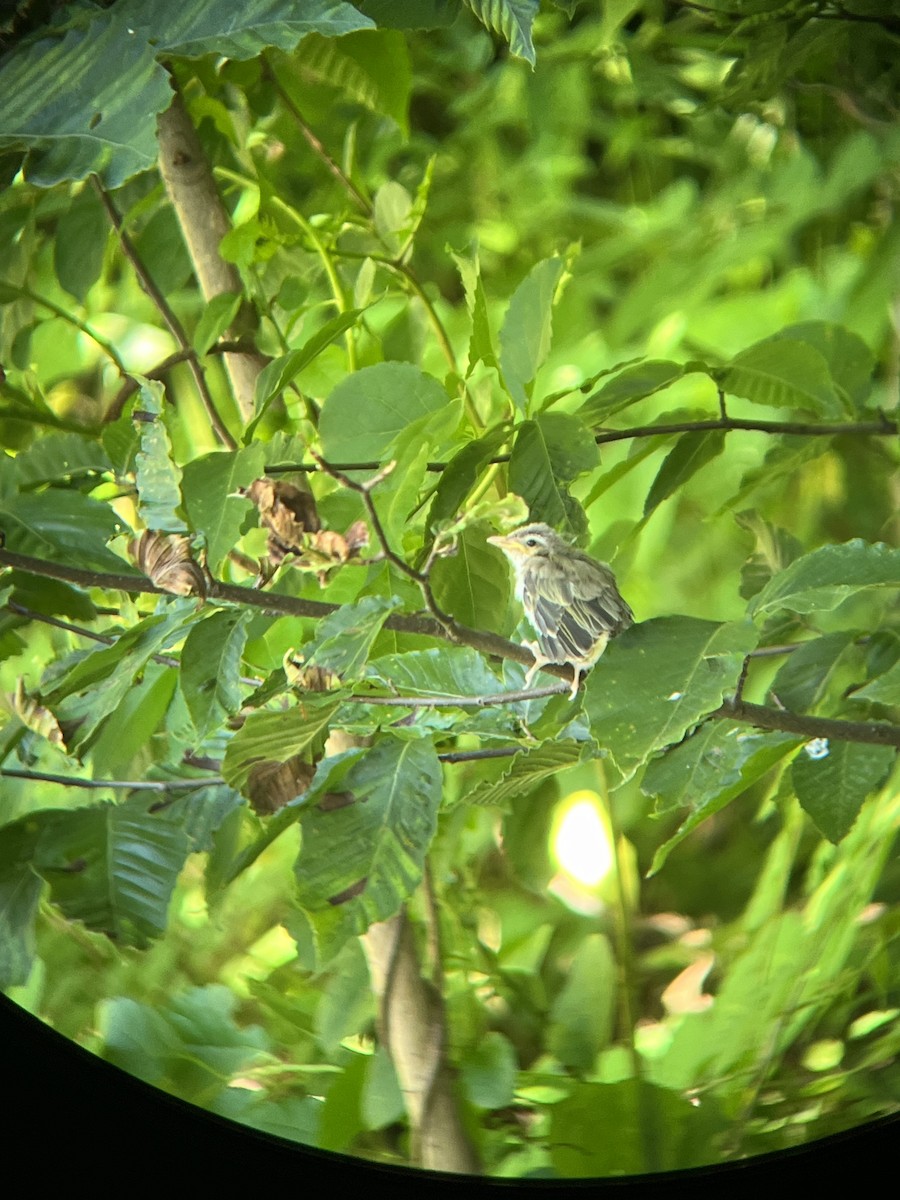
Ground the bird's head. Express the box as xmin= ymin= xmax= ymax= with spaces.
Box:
xmin=487 ymin=522 xmax=567 ymax=563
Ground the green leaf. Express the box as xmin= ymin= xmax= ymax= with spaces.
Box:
xmin=719 ymin=337 xmax=841 ymax=416
xmin=294 ymin=737 xmax=441 ymax=932
xmin=45 ymin=607 xmax=195 ymax=751
xmin=507 ymin=415 xmax=593 ymax=538
xmin=578 ymin=360 xmax=686 ymax=425
xmin=644 ymin=723 xmax=801 ymax=874
xmin=221 ymin=700 xmax=338 ymax=793
xmin=461 ymin=1031 xmax=518 ymax=1110
xmin=319 ymin=362 xmax=452 ymax=463
xmin=465 ymin=0 xmax=539 ymax=65
xmin=248 ymin=307 xmax=368 ymax=439
xmin=427 ymin=426 xmax=509 ymax=530
xmin=549 ymin=934 xmax=616 ymax=1071
xmin=499 ymin=256 xmax=565 ymax=411
xmin=768 ymin=633 xmax=857 ymax=712
xmin=792 ymin=741 xmax=895 ymax=843
xmin=643 ymin=430 xmax=726 ymax=517
xmin=584 ymin=618 xmax=759 ymax=781
xmin=748 ymin=540 xmax=900 ymax=618
xmin=0 ymin=820 xmax=43 ymax=988
xmin=0 ymin=488 xmax=132 ymax=574
xmin=550 ymin=1079 xmax=722 ymax=1176
xmin=466 ymin=740 xmax=589 ymax=807
xmin=431 ymin=521 xmax=512 ymax=635
xmin=367 ymin=645 xmax=502 ymax=699
xmin=133 ymin=378 xmax=187 ymax=533
xmin=180 ymin=610 xmax=250 ymax=739
xmin=853 ymin=658 xmax=900 ymax=706
xmin=294 ymin=596 xmax=401 ymax=680
xmin=147 ymin=0 xmax=374 ymax=58
xmin=100 ymin=986 xmax=269 ymax=1097
xmin=12 ymin=432 xmax=113 ymax=487
xmin=0 ymin=8 xmax=172 ymax=186
xmin=771 ymin=321 xmax=875 ymax=412
xmin=32 ymin=797 xmax=191 ymax=945
xmin=5 ymin=571 xmax=96 ymax=622
xmin=181 ymin=444 xmax=267 ymax=572
xmin=54 ymin=190 xmax=109 ymax=301
xmin=192 ymin=292 xmax=242 ymax=356
xmin=449 ymin=244 xmax=497 ymax=372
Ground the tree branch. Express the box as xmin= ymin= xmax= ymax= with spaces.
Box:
xmin=262 ymin=412 xmax=899 ymax=477
xmin=712 ymin=698 xmax=900 ymax=748
xmin=0 ymin=768 xmax=221 ymax=791
xmin=156 ymin=87 xmax=267 ymax=422
xmin=3 ymin=547 xmax=896 ymax=747
xmin=92 ymin=178 xmax=236 ymax=448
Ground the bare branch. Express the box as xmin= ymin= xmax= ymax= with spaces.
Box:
xmin=0 ymin=768 xmax=222 ymax=791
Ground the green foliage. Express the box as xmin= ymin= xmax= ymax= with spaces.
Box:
xmin=0 ymin=0 xmax=898 ymax=1179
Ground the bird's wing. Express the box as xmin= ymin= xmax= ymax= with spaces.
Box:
xmin=523 ymin=557 xmax=632 ymax=664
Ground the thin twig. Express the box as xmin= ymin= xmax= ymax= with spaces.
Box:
xmin=712 ymin=698 xmax=900 ymax=748
xmin=92 ymin=178 xmax=236 ymax=449
xmin=2 ymin=282 xmax=127 ymax=376
xmin=261 ymin=412 xmax=899 ymax=477
xmin=437 ymin=747 xmax=524 ymax=763
xmin=0 ymin=768 xmax=222 ymax=790
xmin=345 ymin=683 xmax=568 ymax=707
xmin=311 ymin=453 xmax=459 ymax=633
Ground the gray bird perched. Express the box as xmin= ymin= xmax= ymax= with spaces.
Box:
xmin=487 ymin=522 xmax=633 ymax=698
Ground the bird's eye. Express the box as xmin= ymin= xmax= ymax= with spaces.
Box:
xmin=524 ymin=537 xmax=538 ymax=548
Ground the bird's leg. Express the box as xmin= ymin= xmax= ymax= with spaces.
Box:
xmin=522 ymin=640 xmax=553 ymax=687
xmin=568 ymin=666 xmax=582 ymax=700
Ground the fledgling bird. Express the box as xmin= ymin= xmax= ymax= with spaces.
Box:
xmin=487 ymin=522 xmax=633 ymax=698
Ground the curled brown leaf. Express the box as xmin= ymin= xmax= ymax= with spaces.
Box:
xmin=130 ymin=531 xmax=207 ymax=597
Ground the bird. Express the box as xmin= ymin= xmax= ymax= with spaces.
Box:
xmin=487 ymin=522 xmax=633 ymax=698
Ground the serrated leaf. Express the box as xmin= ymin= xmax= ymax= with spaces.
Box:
xmin=0 ymin=820 xmax=43 ymax=988
xmin=507 ymin=416 xmax=592 ymax=538
xmin=319 ymin=362 xmax=451 ymax=463
xmin=584 ymin=618 xmax=759 ymax=781
xmin=294 ymin=596 xmax=401 ymax=680
xmin=450 ymin=244 xmax=496 ymax=372
xmin=180 ymin=610 xmax=250 ymax=738
xmin=465 ymin=0 xmax=539 ymax=65
xmin=248 ymin=307 xmax=368 ymax=439
xmin=427 ymin=426 xmax=509 ymax=530
xmin=749 ymin=540 xmax=900 ymax=618
xmin=45 ymin=607 xmax=195 ymax=751
xmin=367 ymin=645 xmax=503 ymax=699
xmin=719 ymin=337 xmax=841 ymax=416
xmin=12 ymin=432 xmax=113 ymax=487
xmin=645 ymin=722 xmax=801 ymax=874
xmin=643 ymin=430 xmax=725 ymax=517
xmin=578 ymin=360 xmax=686 ymax=425
xmin=772 ymin=322 xmax=875 ymax=412
xmin=467 ymin=741 xmax=588 ymax=807
xmin=147 ymin=0 xmax=374 ymax=58
xmin=133 ymin=378 xmax=187 ymax=533
xmin=792 ymin=741 xmax=895 ymax=843
xmin=181 ymin=444 xmax=267 ymax=572
xmin=499 ymin=257 xmax=565 ymax=411
xmin=32 ymin=798 xmax=191 ymax=945
xmin=294 ymin=737 xmax=441 ymax=933
xmin=0 ymin=488 xmax=132 ymax=574
xmin=221 ymin=700 xmax=338 ymax=793
xmin=432 ymin=521 xmax=512 ymax=635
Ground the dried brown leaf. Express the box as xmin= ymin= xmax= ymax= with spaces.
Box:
xmin=131 ymin=531 xmax=207 ymax=597
xmin=246 ymin=755 xmax=315 ymax=816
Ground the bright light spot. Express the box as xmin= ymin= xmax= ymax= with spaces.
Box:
xmin=667 ymin=691 xmax=683 ymax=701
xmin=805 ymin=737 xmax=830 ymax=760
xmin=552 ymin=791 xmax=614 ymax=888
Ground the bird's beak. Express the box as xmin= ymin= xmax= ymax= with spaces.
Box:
xmin=486 ymin=533 xmax=509 ymax=549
